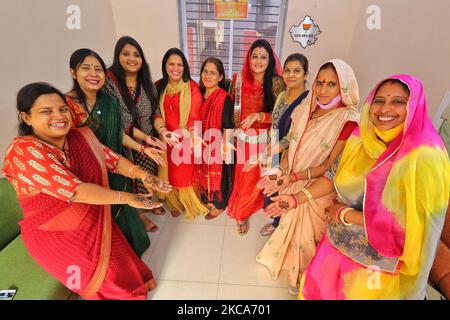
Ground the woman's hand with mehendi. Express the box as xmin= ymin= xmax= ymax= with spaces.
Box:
xmin=262 ymin=174 xmax=291 ymax=197
xmin=160 ymin=129 xmax=182 ymax=148
xmin=324 ymin=203 xmax=347 ymax=225
xmin=143 ymin=147 xmax=166 ymax=166
xmin=127 ymin=193 xmax=163 ymax=210
xmin=264 ymin=194 xmax=296 ymax=218
xmin=257 ymin=166 xmax=283 ymax=190
xmin=143 ymin=174 xmax=172 ymax=193
xmin=240 ymin=113 xmax=262 ymax=130
xmin=145 ymin=135 xmax=167 ymax=151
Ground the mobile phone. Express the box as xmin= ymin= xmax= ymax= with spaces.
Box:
xmin=0 ymin=289 xmax=17 ymax=300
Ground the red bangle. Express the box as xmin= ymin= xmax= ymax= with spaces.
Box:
xmin=291 ymin=194 xmax=298 ymax=209
xmin=290 ymin=172 xmax=300 ymax=182
xmin=335 ymin=206 xmax=347 ymax=222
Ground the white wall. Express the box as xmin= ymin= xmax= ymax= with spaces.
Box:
xmin=1 ymin=0 xmax=450 ymax=170
xmin=110 ymin=0 xmax=180 ymax=81
xmin=281 ymin=0 xmax=361 ymax=83
xmin=347 ymin=0 xmax=450 ymax=115
xmin=0 ymin=0 xmax=117 ymax=169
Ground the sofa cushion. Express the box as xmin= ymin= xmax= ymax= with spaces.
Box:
xmin=0 ymin=178 xmax=22 ymax=250
xmin=0 ymin=235 xmax=71 ymax=300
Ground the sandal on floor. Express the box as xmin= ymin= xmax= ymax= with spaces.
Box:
xmin=151 ymin=207 xmax=166 ymax=216
xmin=237 ymin=220 xmax=249 ymax=236
xmin=205 ymin=207 xmax=223 ymax=220
xmin=288 ymin=285 xmax=299 ymax=296
xmin=139 ymin=213 xmax=159 ymax=232
xmin=171 ymin=210 xmax=181 ymax=218
xmin=260 ymin=223 xmax=276 ymax=237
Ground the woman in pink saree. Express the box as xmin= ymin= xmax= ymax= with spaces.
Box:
xmin=300 ymin=75 xmax=450 ymax=299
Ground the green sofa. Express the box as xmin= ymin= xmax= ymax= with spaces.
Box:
xmin=0 ymin=178 xmax=72 ymax=300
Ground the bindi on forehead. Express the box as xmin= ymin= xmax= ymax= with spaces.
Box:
xmin=81 ymin=63 xmax=100 ymax=68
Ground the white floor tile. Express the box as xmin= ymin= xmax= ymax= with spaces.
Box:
xmin=148 ymin=223 xmax=225 ymax=283
xmin=217 ymin=284 xmax=296 ymax=300
xmin=148 ymin=280 xmax=218 ymax=300
xmin=145 ymin=212 xmax=169 ymax=225
xmin=225 ymin=209 xmax=274 ymax=232
xmin=141 ymin=222 xmax=166 ymax=264
xmin=219 ymin=225 xmax=290 ymax=288
xmin=168 ymin=209 xmax=228 ymax=226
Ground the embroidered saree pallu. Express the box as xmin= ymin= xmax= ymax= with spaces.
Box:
xmin=3 ymin=128 xmax=154 ymax=300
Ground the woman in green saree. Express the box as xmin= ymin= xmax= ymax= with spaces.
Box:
xmin=65 ymin=48 xmax=170 ymax=256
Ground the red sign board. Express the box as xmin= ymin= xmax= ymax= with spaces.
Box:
xmin=214 ymin=0 xmax=248 ymax=20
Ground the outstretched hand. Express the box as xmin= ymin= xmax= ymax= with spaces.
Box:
xmin=143 ymin=174 xmax=172 ymax=193
xmin=263 ymin=194 xmax=297 ymax=218
xmin=128 ymin=193 xmax=163 ymax=210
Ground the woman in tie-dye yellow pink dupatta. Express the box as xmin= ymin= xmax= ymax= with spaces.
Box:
xmin=300 ymin=75 xmax=450 ymax=300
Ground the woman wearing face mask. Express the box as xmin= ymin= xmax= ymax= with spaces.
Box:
xmin=300 ymin=75 xmax=450 ymax=300
xmin=65 ymin=49 xmax=171 ymax=256
xmin=105 ymin=36 xmax=167 ymax=229
xmin=254 ymin=53 xmax=310 ymax=237
xmin=196 ymin=57 xmax=235 ymax=219
xmin=2 ymin=82 xmax=165 ymax=299
xmin=227 ymin=39 xmax=285 ymax=236
xmin=256 ymin=60 xmax=360 ymax=295
xmin=154 ymin=48 xmax=209 ymax=219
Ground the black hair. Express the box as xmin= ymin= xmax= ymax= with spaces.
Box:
xmin=284 ymin=53 xmax=309 ymax=74
xmin=108 ymin=36 xmax=158 ymax=118
xmin=199 ymin=57 xmax=226 ymax=94
xmin=157 ymin=48 xmax=191 ymax=99
xmin=249 ymin=39 xmax=278 ymax=112
xmin=69 ymin=48 xmax=107 ymax=109
xmin=374 ymin=79 xmax=411 ymax=98
xmin=17 ymin=82 xmax=67 ymax=136
xmin=284 ymin=53 xmax=309 ymax=85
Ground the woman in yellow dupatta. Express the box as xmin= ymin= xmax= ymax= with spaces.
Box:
xmin=154 ymin=48 xmax=209 ymax=219
xmin=300 ymin=75 xmax=450 ymax=300
xmin=256 ymin=59 xmax=360 ymax=294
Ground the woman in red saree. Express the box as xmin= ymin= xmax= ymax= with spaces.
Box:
xmin=2 ymin=83 xmax=171 ymax=300
xmin=227 ymin=39 xmax=285 ymax=235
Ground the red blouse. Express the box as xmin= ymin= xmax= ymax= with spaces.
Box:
xmin=2 ymin=136 xmax=120 ymax=201
xmin=338 ymin=121 xmax=358 ymax=141
xmin=66 ymin=97 xmax=88 ymax=127
xmin=162 ymin=80 xmax=203 ymax=132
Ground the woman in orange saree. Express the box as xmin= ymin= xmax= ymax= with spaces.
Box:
xmin=227 ymin=39 xmax=285 ymax=235
xmin=2 ymin=83 xmax=171 ymax=299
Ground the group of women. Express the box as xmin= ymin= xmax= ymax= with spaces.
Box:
xmin=2 ymin=35 xmax=449 ymax=300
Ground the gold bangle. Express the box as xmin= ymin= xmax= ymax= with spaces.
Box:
xmin=259 ymin=112 xmax=265 ymax=123
xmin=301 ymin=188 xmax=313 ymax=201
xmin=339 ymin=207 xmax=354 ymax=226
xmin=128 ymin=165 xmax=139 ymax=179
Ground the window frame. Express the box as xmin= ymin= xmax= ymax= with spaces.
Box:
xmin=179 ymin=0 xmax=288 ymax=81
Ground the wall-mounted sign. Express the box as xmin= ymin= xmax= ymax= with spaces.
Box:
xmin=214 ymin=0 xmax=248 ymax=20
xmin=290 ymin=16 xmax=321 ymax=49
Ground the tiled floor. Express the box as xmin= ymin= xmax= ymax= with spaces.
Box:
xmin=142 ymin=207 xmax=446 ymax=301
xmin=142 ymin=207 xmax=296 ymax=300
